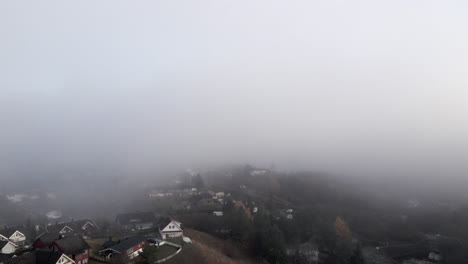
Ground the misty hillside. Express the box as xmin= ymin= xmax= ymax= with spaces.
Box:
xmin=2 ymin=1 xmax=468 ymax=264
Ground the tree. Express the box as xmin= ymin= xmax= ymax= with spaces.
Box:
xmin=253 ymin=213 xmax=287 ymax=264
xmin=226 ymin=208 xmax=252 ymax=241
xmin=349 ymin=243 xmax=365 ymax=264
xmin=192 ymin=174 xmax=205 ymax=189
xmin=334 ymin=217 xmax=352 ymax=241
xmin=334 ymin=217 xmax=353 ymax=264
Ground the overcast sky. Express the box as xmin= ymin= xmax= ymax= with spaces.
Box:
xmin=1 ymin=1 xmax=468 ymax=182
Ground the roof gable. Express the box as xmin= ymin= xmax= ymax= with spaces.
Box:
xmin=160 ymin=220 xmax=182 ymax=233
xmin=58 ymin=226 xmax=74 ymax=234
xmin=8 ymin=231 xmax=26 ymax=240
xmin=55 ymin=254 xmax=74 ymax=264
xmin=7 ymin=250 xmax=72 ymax=264
xmin=0 ymin=240 xmax=17 ymax=250
xmin=46 ymin=219 xmax=98 ymax=234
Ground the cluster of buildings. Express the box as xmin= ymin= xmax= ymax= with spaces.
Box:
xmin=0 ymin=213 xmax=184 ymax=264
xmin=0 ymin=219 xmax=96 ymax=264
xmin=148 ymin=188 xmax=198 ymax=199
xmin=114 ymin=212 xmax=183 ymax=240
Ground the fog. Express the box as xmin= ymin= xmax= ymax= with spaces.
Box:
xmin=1 ymin=0 xmax=468 ymax=188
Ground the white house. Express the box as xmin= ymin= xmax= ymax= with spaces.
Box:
xmin=213 ymin=211 xmax=223 ymax=217
xmin=0 ymin=228 xmax=27 ymax=247
xmin=45 ymin=218 xmax=99 ymax=237
xmin=0 ymin=241 xmax=17 ymax=254
xmin=214 ymin=192 xmax=225 ymax=198
xmin=429 ymin=251 xmax=442 ymax=261
xmin=158 ymin=218 xmax=183 ymax=240
xmin=250 ymin=169 xmax=268 ymax=176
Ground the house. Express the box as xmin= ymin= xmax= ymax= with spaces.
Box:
xmin=115 ymin=212 xmax=157 ymax=230
xmin=213 ymin=192 xmax=225 ymax=199
xmin=71 ymin=219 xmax=99 ymax=235
xmin=148 ymin=190 xmax=173 ymax=198
xmin=157 ymin=218 xmax=183 ymax=240
xmin=0 ymin=241 xmax=16 ymax=254
xmin=33 ymin=232 xmax=77 ymax=249
xmin=0 ymin=227 xmax=28 ymax=247
xmin=213 ymin=211 xmax=223 ymax=217
xmin=50 ymin=235 xmax=90 ymax=264
xmin=45 ymin=211 xmax=63 ymax=220
xmin=45 ymin=219 xmax=99 ymax=237
xmin=428 ymin=251 xmax=442 ymax=261
xmin=3 ymin=250 xmax=75 ymax=264
xmin=99 ymin=236 xmax=146 ymax=260
xmin=286 ymin=242 xmax=319 ymax=263
xmin=250 ymin=169 xmax=269 ymax=176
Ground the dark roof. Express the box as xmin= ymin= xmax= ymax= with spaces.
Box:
xmin=73 ymin=219 xmax=97 ymax=229
xmin=0 ymin=226 xmax=28 ymax=238
xmin=3 ymin=252 xmax=35 ymax=264
xmin=36 ymin=232 xmax=77 ymax=247
xmin=156 ymin=217 xmax=172 ymax=229
xmin=46 ymin=224 xmax=72 ymax=234
xmin=35 ymin=251 xmax=64 ymax=264
xmin=101 ymin=240 xmax=118 ymax=249
xmin=115 ymin=212 xmax=156 ymax=225
xmin=53 ymin=235 xmax=90 ymax=255
xmin=5 ymin=251 xmax=65 ymax=264
xmin=102 ymin=236 xmax=146 ymax=253
xmin=0 ymin=253 xmax=12 ymax=263
xmin=46 ymin=219 xmax=98 ymax=234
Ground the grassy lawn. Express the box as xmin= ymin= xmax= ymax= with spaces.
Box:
xmin=155 ymin=244 xmax=179 ymax=260
xmin=166 ymin=237 xmax=183 ymax=245
xmin=88 ymin=260 xmax=104 ymax=264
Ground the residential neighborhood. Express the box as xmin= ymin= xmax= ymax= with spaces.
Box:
xmin=0 ymin=166 xmax=467 ymax=264
xmin=0 ymin=214 xmax=185 ymax=264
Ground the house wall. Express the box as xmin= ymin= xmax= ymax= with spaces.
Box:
xmin=1 ymin=242 xmax=16 ymax=254
xmin=74 ymin=249 xmax=89 ymax=264
xmin=162 ymin=231 xmax=183 ymax=239
xmin=161 ymin=221 xmax=183 ymax=239
xmin=127 ymin=241 xmax=145 ymax=259
xmin=32 ymin=239 xmax=48 ymax=249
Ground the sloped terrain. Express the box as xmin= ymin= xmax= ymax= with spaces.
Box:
xmin=165 ymin=228 xmax=263 ymax=264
